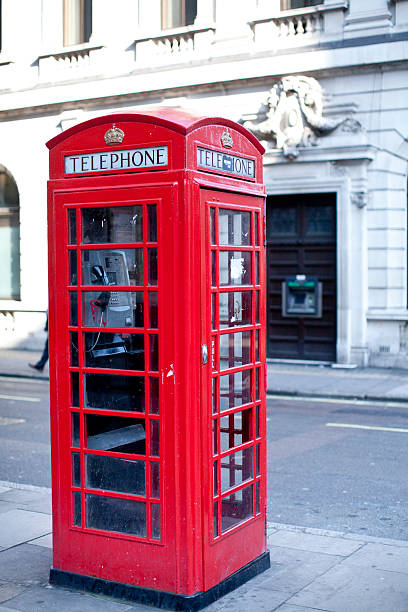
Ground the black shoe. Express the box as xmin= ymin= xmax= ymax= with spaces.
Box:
xmin=29 ymin=363 xmax=44 ymax=372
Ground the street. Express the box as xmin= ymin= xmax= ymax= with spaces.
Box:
xmin=0 ymin=377 xmax=407 ymax=540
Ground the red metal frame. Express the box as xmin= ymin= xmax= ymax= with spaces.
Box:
xmin=47 ymin=109 xmax=267 ymax=600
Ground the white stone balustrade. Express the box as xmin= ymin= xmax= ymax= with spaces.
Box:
xmin=250 ymin=2 xmax=349 ymax=48
xmin=134 ymin=25 xmax=215 ymax=67
xmin=37 ymin=44 xmax=104 ymax=82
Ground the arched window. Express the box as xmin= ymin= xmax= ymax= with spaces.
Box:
xmin=0 ymin=166 xmax=20 ymax=299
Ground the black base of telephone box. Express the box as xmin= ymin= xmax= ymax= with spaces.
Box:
xmin=50 ymin=551 xmax=270 ymax=611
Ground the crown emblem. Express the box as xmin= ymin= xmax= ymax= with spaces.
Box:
xmin=104 ymin=124 xmax=124 ymax=145
xmin=221 ymin=130 xmax=233 ymax=148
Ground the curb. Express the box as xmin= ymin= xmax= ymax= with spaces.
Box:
xmin=267 ymin=390 xmax=408 ymax=405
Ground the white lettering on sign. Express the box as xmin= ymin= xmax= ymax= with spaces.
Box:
xmin=197 ymin=146 xmax=255 ymax=179
xmin=64 ymin=146 xmax=168 ymax=174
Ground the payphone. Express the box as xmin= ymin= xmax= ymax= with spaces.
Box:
xmin=47 ymin=108 xmax=269 ymax=609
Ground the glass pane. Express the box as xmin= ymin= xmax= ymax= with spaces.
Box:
xmin=69 ymin=209 xmax=77 ymax=244
xmin=221 ymin=448 xmax=253 ymax=493
xmin=305 ymin=205 xmax=335 ymax=237
xmin=211 ymin=293 xmax=217 ymax=330
xmin=256 ymin=368 xmax=260 ymax=401
xmin=255 ymin=252 xmax=259 ymax=285
xmin=212 ymin=377 xmax=217 ymax=414
xmin=70 ymin=332 xmax=79 ymax=366
xmin=220 ymin=370 xmax=252 ymax=411
xmin=85 ymin=454 xmax=145 ymax=495
xmin=148 ymin=248 xmax=158 ymax=286
xmin=73 ymin=492 xmax=81 ymax=526
xmin=213 ymin=501 xmax=219 ymax=537
xmin=72 ymin=412 xmax=80 ymax=447
xmin=256 ymin=443 xmax=260 ymax=476
xmin=254 ymin=212 xmax=259 ymax=246
xmin=84 ymin=332 xmax=144 ymax=371
xmin=149 ymin=335 xmax=159 ymax=371
xmin=219 ymin=291 xmax=252 ymax=329
xmin=255 ymin=291 xmax=260 ymax=324
xmin=69 ymin=291 xmax=78 ymax=326
xmin=219 ymin=251 xmax=251 ymax=286
xmin=213 ymin=460 xmax=218 ymax=495
xmin=255 ymin=330 xmax=259 ymax=362
xmin=256 ymin=481 xmax=260 ymax=514
xmin=82 ymin=291 xmax=143 ymax=328
xmin=86 ymin=494 xmax=146 ymax=536
xmin=210 ymin=208 xmax=216 ymax=244
xmin=82 ymin=206 xmax=143 ymax=244
xmin=256 ymin=405 xmax=260 ymax=438
xmin=270 ymin=207 xmax=296 ymax=237
xmin=220 ymin=408 xmax=252 ymax=452
xmin=219 ymin=210 xmax=251 ymax=246
xmin=82 ymin=249 xmax=143 ymax=286
xmin=211 ymin=251 xmax=216 ymax=286
xmin=149 ymin=377 xmax=159 ymax=414
xmin=84 ymin=373 xmax=145 ymax=412
xmin=150 ymin=419 xmax=160 ymax=456
xmin=151 ymin=503 xmax=160 ymax=539
xmin=221 ymin=484 xmax=253 ymax=533
xmin=220 ymin=331 xmax=251 ymax=371
xmin=151 ymin=462 xmax=160 ymax=498
xmin=86 ymin=414 xmax=146 ymax=454
xmin=71 ymin=372 xmax=79 ymax=407
xmin=148 ymin=205 xmax=157 ymax=242
xmin=149 ymin=292 xmax=158 ymax=328
xmin=212 ymin=419 xmax=218 ymax=455
xmin=69 ymin=250 xmax=77 ymax=285
xmin=72 ymin=452 xmax=81 ymax=487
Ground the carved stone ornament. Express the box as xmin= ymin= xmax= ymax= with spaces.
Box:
xmin=241 ymin=76 xmax=359 ymax=160
xmin=221 ymin=130 xmax=233 ymax=148
xmin=104 ymin=124 xmax=125 ymax=145
xmin=351 ymin=191 xmax=368 ymax=208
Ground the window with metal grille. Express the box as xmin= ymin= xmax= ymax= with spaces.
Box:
xmin=0 ymin=167 xmax=20 ymax=300
xmin=63 ymin=0 xmax=92 ymax=46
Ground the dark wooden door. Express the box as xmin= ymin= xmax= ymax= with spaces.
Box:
xmin=266 ymin=193 xmax=337 ymax=362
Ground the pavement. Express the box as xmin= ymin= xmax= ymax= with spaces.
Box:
xmin=1 ymin=349 xmax=408 ymax=611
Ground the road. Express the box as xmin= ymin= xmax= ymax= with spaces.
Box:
xmin=0 ymin=377 xmax=407 ymax=540
xmin=267 ymin=394 xmax=408 ymax=540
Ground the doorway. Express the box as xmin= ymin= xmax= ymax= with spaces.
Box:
xmin=266 ymin=193 xmax=337 ymax=362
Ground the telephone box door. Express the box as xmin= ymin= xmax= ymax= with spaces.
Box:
xmin=49 ymin=182 xmax=177 ymax=590
xmin=200 ymin=188 xmax=267 ymax=590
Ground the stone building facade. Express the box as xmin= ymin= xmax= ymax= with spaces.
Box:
xmin=1 ymin=0 xmax=408 ymax=367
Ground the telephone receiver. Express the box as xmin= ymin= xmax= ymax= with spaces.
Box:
xmin=91 ymin=265 xmax=111 ymax=311
xmin=91 ymin=265 xmax=110 ymax=286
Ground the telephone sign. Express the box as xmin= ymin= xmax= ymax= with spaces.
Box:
xmin=47 ymin=108 xmax=269 ymax=610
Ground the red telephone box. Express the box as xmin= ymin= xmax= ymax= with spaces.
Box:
xmin=46 ymin=108 xmax=269 ymax=609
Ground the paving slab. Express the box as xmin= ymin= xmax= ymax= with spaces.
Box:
xmin=0 ymin=510 xmax=51 ymax=549
xmin=340 ymin=542 xmax=408 ymax=574
xmin=287 ymin=563 xmax=408 ymax=612
xmin=258 ymin=546 xmax=342 ymax=595
xmin=0 ymin=490 xmax=52 ymax=515
xmin=276 ymin=606 xmax=331 ymax=612
xmin=268 ymin=529 xmax=364 ymax=556
xmin=2 ymin=585 xmax=142 ymax=612
xmin=0 ymin=582 xmax=26 ymax=605
xmin=0 ymin=544 xmax=51 ymax=586
xmin=29 ymin=534 xmax=52 ymax=549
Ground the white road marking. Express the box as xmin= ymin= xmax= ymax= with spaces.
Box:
xmin=268 ymin=393 xmax=408 ymax=409
xmin=0 ymin=417 xmax=26 ymax=426
xmin=0 ymin=394 xmax=40 ymax=403
xmin=326 ymin=422 xmax=408 ymax=433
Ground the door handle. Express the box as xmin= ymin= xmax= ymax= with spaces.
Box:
xmin=201 ymin=344 xmax=208 ymax=365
